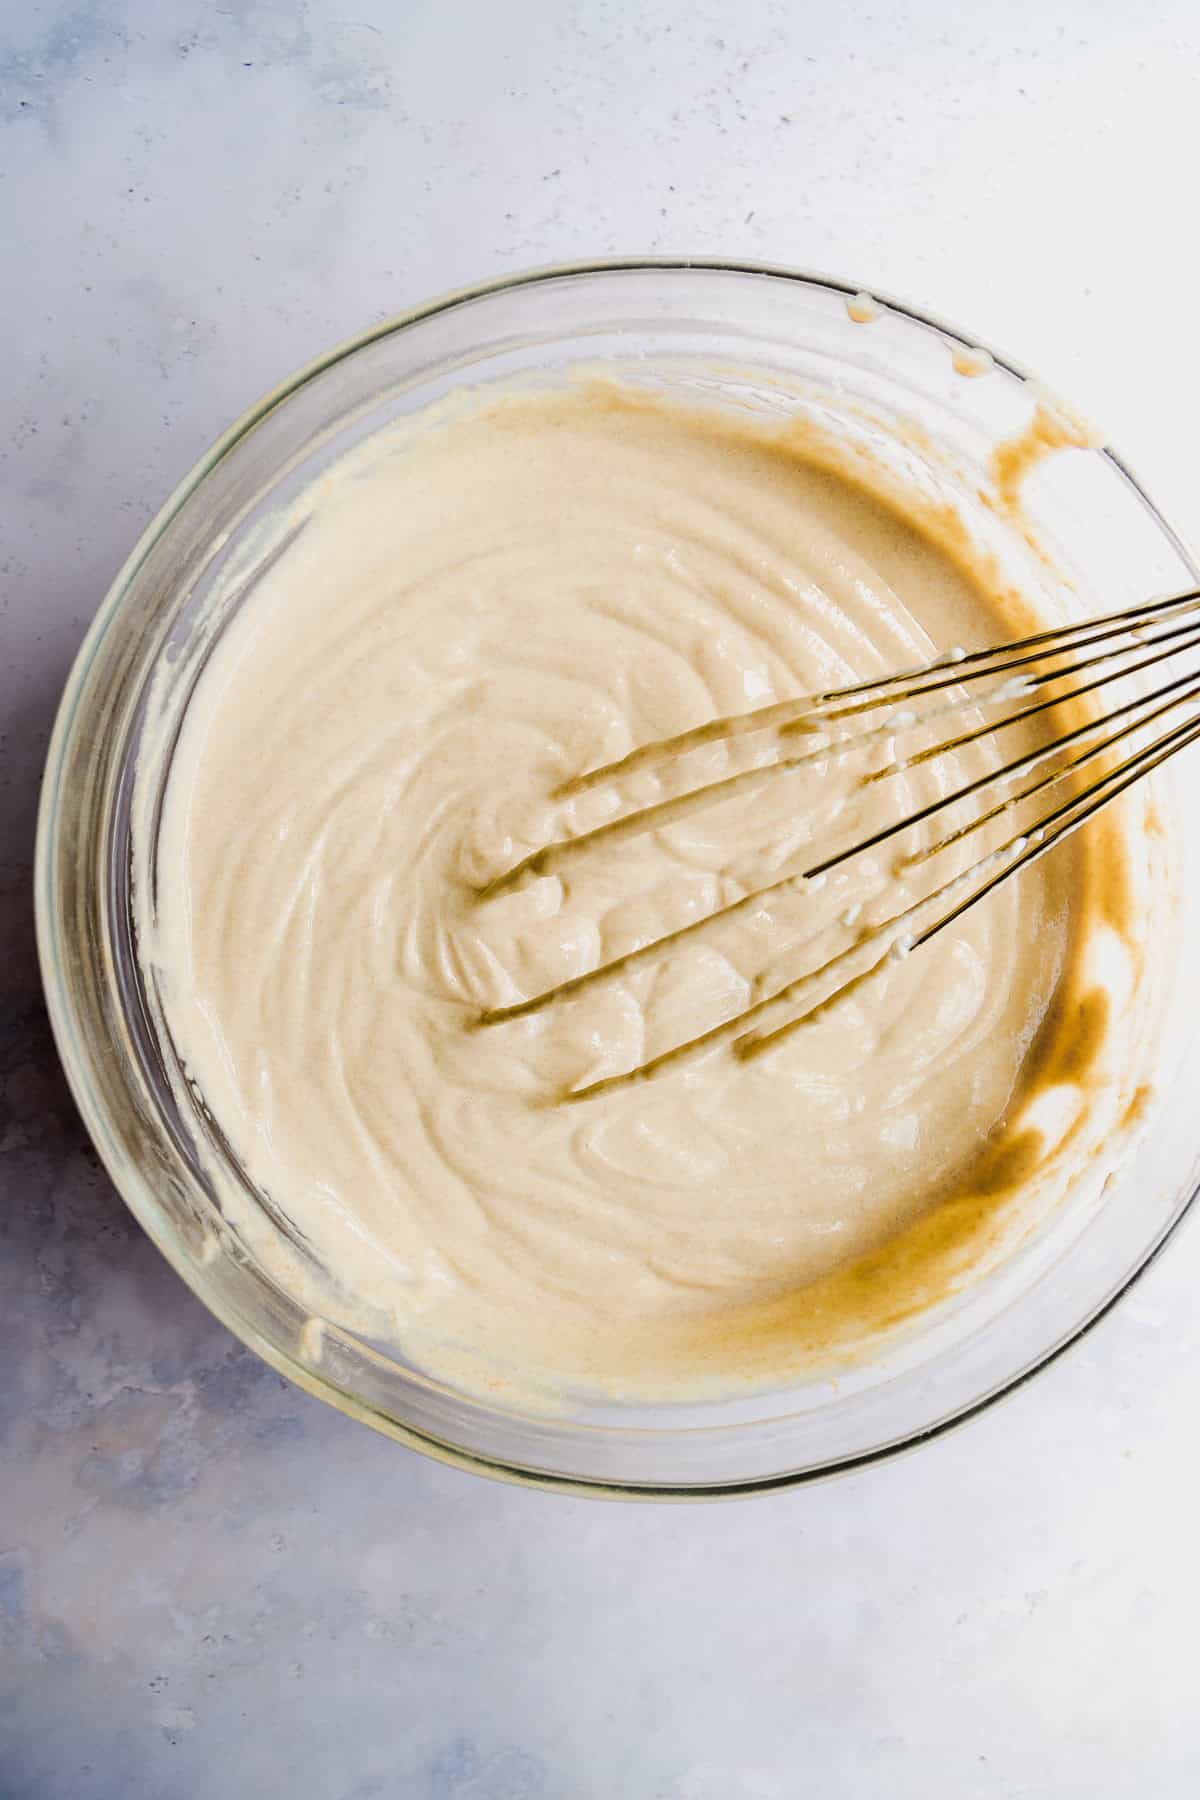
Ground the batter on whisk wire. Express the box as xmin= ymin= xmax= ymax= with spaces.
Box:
xmin=141 ymin=377 xmax=1154 ymax=1402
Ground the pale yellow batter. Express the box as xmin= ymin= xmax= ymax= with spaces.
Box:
xmin=142 ymin=380 xmax=1149 ymax=1402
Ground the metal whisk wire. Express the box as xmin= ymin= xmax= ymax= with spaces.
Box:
xmin=475 ymin=587 xmax=1200 ymax=1100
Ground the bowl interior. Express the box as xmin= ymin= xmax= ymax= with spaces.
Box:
xmin=37 ymin=262 xmax=1200 ymax=1494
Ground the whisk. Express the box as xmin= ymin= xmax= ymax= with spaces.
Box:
xmin=475 ymin=586 xmax=1200 ymax=1099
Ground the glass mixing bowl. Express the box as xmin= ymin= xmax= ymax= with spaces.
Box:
xmin=35 ymin=260 xmax=1200 ymax=1497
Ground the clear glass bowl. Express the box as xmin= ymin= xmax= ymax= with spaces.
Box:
xmin=35 ymin=260 xmax=1200 ymax=1497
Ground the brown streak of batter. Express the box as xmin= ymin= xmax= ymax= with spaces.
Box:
xmin=991 ymin=401 xmax=1104 ymax=515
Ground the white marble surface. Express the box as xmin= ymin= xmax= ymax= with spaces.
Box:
xmin=4 ymin=2 xmax=1200 ymax=1794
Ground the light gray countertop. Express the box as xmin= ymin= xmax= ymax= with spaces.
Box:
xmin=4 ymin=3 xmax=1200 ymax=1795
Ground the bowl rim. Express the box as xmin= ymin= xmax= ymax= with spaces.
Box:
xmin=34 ymin=255 xmax=1200 ymax=1499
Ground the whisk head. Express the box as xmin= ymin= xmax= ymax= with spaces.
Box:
xmin=473 ymin=587 xmax=1200 ymax=1099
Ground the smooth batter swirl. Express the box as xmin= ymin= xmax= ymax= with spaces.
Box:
xmin=146 ymin=382 xmax=1133 ymax=1401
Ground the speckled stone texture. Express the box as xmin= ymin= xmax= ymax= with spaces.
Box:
xmin=5 ymin=3 xmax=1200 ymax=1796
